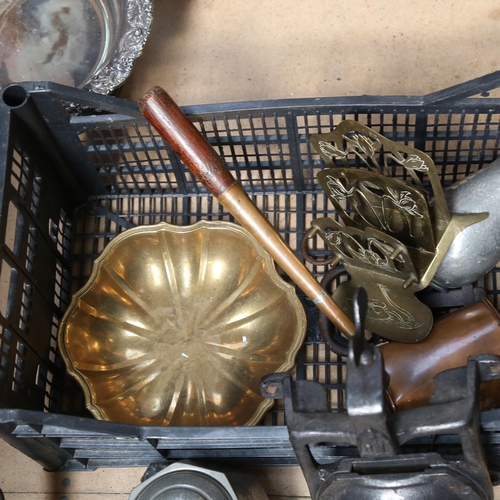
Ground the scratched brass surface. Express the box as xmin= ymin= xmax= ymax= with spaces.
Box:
xmin=311 ymin=120 xmax=486 ymax=288
xmin=58 ymin=221 xmax=306 ymax=426
xmin=309 ymin=120 xmax=487 ymax=341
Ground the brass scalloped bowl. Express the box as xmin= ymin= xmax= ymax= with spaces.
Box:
xmin=58 ymin=221 xmax=306 ymax=426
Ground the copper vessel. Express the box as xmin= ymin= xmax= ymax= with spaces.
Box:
xmin=382 ymin=298 xmax=500 ymax=411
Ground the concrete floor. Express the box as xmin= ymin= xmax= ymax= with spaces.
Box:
xmin=2 ymin=0 xmax=500 ymax=498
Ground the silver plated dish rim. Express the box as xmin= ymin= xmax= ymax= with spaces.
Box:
xmin=84 ymin=0 xmax=153 ymax=95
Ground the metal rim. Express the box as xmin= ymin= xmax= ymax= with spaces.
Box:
xmin=58 ymin=220 xmax=307 ymax=426
xmin=85 ymin=0 xmax=154 ymax=94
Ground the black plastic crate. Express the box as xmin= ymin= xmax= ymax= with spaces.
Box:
xmin=2 ymin=75 xmax=500 ymax=471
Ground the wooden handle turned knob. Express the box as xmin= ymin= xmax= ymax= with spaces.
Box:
xmin=138 ymin=87 xmax=236 ymax=197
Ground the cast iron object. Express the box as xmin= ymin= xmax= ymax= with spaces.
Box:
xmin=433 ymin=157 xmax=500 ymax=289
xmin=261 ymin=289 xmax=498 ymax=500
xmin=138 ymin=87 xmax=355 ymax=339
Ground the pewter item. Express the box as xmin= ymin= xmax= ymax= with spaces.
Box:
xmin=433 ymin=157 xmax=500 ymax=289
xmin=129 ymin=462 xmax=269 ymax=500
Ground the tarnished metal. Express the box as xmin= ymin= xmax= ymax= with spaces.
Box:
xmin=317 ymin=167 xmax=436 ymax=252
xmin=58 ymin=221 xmax=306 ymax=426
xmin=0 ymin=0 xmax=153 ymax=95
xmin=433 ymin=157 xmax=500 ymax=289
xmin=316 ymin=266 xmax=384 ymax=357
xmin=309 ymin=217 xmax=432 ymax=342
xmin=301 ymin=226 xmax=337 ymax=267
xmin=309 ymin=120 xmax=486 ymax=340
xmin=310 ymin=120 xmax=451 ymax=235
xmin=261 ymin=289 xmax=497 ymax=500
xmin=129 ymin=462 xmax=269 ymax=500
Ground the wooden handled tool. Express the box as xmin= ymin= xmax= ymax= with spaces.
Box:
xmin=138 ymin=87 xmax=355 ymax=337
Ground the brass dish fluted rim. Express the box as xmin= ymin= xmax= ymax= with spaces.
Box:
xmin=58 ymin=220 xmax=307 ymax=426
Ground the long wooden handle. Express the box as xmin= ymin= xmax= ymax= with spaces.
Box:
xmin=139 ymin=87 xmax=235 ymax=197
xmin=139 ymin=87 xmax=355 ymax=337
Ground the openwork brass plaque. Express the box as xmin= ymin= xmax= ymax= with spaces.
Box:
xmin=309 ymin=121 xmax=486 ymax=341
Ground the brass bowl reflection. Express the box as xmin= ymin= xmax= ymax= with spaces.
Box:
xmin=59 ymin=221 xmax=306 ymax=426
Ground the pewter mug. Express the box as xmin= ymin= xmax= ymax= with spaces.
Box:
xmin=433 ymin=157 xmax=500 ymax=289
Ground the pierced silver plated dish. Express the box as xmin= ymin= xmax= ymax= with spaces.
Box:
xmin=0 ymin=0 xmax=153 ymax=94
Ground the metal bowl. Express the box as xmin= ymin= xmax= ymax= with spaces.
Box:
xmin=0 ymin=0 xmax=153 ymax=94
xmin=58 ymin=221 xmax=306 ymax=426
